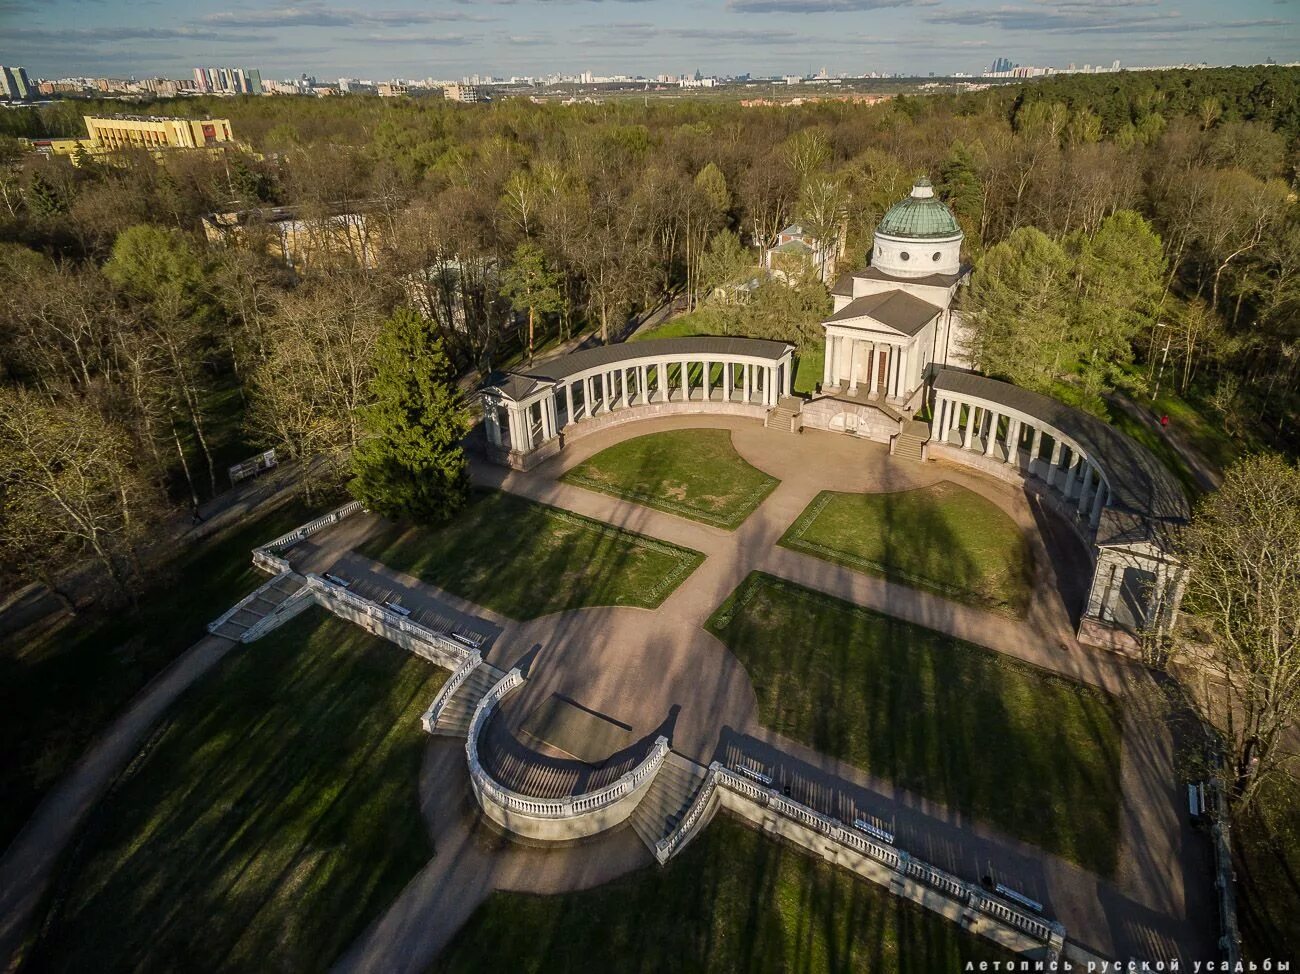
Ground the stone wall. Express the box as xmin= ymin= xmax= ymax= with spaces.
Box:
xmin=800 ymin=398 xmax=900 ymax=444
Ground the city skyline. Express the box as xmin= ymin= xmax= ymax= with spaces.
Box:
xmin=0 ymin=0 xmax=1296 ymax=84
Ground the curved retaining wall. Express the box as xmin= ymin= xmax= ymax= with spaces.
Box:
xmin=466 ymin=669 xmax=670 ymax=841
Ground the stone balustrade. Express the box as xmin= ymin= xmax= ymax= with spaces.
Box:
xmin=659 ymin=761 xmax=1065 ymax=957
xmin=465 ymin=668 xmax=670 ymax=839
xmin=252 ymin=500 xmax=366 ymax=575
xmin=421 ymin=652 xmax=483 ymax=733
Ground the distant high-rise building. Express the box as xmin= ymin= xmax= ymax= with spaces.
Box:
xmin=192 ymin=66 xmax=262 ymax=95
xmin=0 ymin=65 xmax=34 ymax=101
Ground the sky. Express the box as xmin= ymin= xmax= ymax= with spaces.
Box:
xmin=1 ymin=0 xmax=1297 ymax=82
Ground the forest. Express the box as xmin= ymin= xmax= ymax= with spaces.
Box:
xmin=0 ymin=64 xmax=1297 ymax=605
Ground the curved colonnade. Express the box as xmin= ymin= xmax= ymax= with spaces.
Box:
xmin=480 ymin=337 xmax=796 ymax=470
xmin=930 ymin=369 xmax=1190 ymax=645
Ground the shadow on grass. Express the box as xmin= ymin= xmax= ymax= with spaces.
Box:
xmin=25 ymin=608 xmax=447 ymax=974
xmin=706 ymin=572 xmax=1125 ymax=878
xmin=354 ymin=489 xmax=704 ymax=621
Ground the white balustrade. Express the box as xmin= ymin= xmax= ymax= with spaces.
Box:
xmin=464 ymin=669 xmax=671 ymax=823
xmin=252 ymin=500 xmax=366 ymax=574
xmin=420 ymin=652 xmax=484 ymax=733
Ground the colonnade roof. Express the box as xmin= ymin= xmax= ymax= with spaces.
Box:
xmin=482 ymin=336 xmax=794 ymax=402
xmin=934 ymin=369 xmax=1190 ymax=551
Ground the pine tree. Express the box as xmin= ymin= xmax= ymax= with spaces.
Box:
xmin=350 ymin=309 xmax=471 ymax=524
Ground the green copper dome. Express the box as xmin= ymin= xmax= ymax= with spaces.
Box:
xmin=876 ymin=178 xmax=961 ymax=239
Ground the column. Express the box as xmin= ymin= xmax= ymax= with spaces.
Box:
xmin=896 ymin=347 xmax=910 ymax=398
xmin=620 ymin=368 xmax=630 ymax=408
xmin=1030 ymin=427 xmax=1044 ymax=476
xmin=983 ymin=411 xmax=1000 ymax=457
xmin=743 ymin=364 xmax=752 ymax=403
xmin=564 ymin=384 xmax=576 ymax=426
xmin=887 ymin=346 xmax=899 ymax=398
xmin=822 ymin=340 xmax=833 ymax=388
xmin=869 ymin=342 xmax=881 ymax=397
xmin=847 ymin=339 xmax=859 ymax=395
xmin=599 ymin=371 xmax=611 ymax=413
xmin=962 ymin=404 xmax=975 ymax=450
xmin=783 ymin=359 xmax=792 ymax=396
xmin=506 ymin=405 xmax=525 ymax=451
xmin=1089 ymin=475 xmax=1107 ymax=528
xmin=545 ymin=395 xmax=559 ymax=440
xmin=1040 ymin=439 xmax=1060 ymax=486
xmin=948 ymin=399 xmax=961 ymax=438
xmin=637 ymin=365 xmax=647 ymax=405
xmin=932 ymin=396 xmax=945 ymax=438
xmin=1005 ymin=418 xmax=1021 ymax=465
xmin=678 ymin=359 xmax=690 ymax=402
xmin=485 ymin=403 xmax=503 ymax=446
xmin=657 ymin=363 xmax=668 ymax=403
xmin=580 ymin=377 xmax=592 ymax=417
xmin=1063 ymin=450 xmax=1080 ymax=498
xmin=723 ymin=362 xmax=733 ymax=402
xmin=702 ymin=361 xmax=711 ymax=401
xmin=764 ymin=366 xmax=774 ymax=406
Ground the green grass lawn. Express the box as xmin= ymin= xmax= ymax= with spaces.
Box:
xmin=779 ymin=482 xmax=1034 ymax=618
xmin=27 ymin=609 xmax=443 ymax=974
xmin=707 ymin=573 xmax=1124 ymax=876
xmin=561 ymin=429 xmax=779 ymax=529
xmin=436 ymin=815 xmax=1011 ymax=973
xmin=630 ymin=312 xmax=716 ymax=342
xmin=793 ymin=341 xmax=824 ymax=396
xmin=356 ymin=489 xmax=704 ymax=620
xmin=0 ymin=496 xmax=328 ymax=852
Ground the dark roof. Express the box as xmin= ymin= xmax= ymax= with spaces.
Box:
xmin=830 ymin=272 xmax=855 ymax=297
xmin=933 ymin=369 xmax=1189 ymax=550
xmin=854 ymin=265 xmax=966 ymax=288
xmin=825 ymin=290 xmax=942 ymax=336
xmin=482 ymin=336 xmax=793 ymax=400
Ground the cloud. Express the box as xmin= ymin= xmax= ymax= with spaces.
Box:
xmin=204 ymin=2 xmax=491 ymax=27
xmin=924 ymin=5 xmax=1291 ymax=34
xmin=358 ymin=32 xmax=472 ymax=44
xmin=726 ymin=0 xmax=914 ymax=11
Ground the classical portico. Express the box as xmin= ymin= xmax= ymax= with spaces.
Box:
xmin=479 ymin=337 xmax=795 ymax=470
xmin=929 ymin=369 xmax=1190 ymax=645
xmin=803 ymin=178 xmax=971 ymax=444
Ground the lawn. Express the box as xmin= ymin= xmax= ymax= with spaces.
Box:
xmin=26 ymin=609 xmax=444 ymax=974
xmin=561 ymin=429 xmax=779 ymax=529
xmin=436 ymin=815 xmax=1012 ymax=973
xmin=356 ymin=489 xmax=704 ymax=620
xmin=707 ymin=572 xmax=1124 ymax=876
xmin=794 ymin=341 xmax=824 ymax=395
xmin=779 ymin=482 xmax=1034 ymax=617
xmin=0 ymin=496 xmax=328 ymax=852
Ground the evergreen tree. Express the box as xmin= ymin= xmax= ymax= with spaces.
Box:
xmin=350 ymin=308 xmax=471 ymax=524
xmin=500 ymin=241 xmax=562 ymax=364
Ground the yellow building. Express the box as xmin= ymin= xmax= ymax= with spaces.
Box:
xmin=83 ymin=114 xmax=234 ymax=151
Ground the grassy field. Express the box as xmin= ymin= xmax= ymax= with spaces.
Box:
xmin=561 ymin=429 xmax=779 ymax=529
xmin=0 ymin=496 xmax=326 ymax=852
xmin=779 ymin=483 xmax=1034 ymax=617
xmin=27 ymin=609 xmax=443 ymax=974
xmin=356 ymin=489 xmax=704 ymax=619
xmin=707 ymin=573 xmax=1124 ymax=876
xmin=436 ymin=815 xmax=1011 ymax=973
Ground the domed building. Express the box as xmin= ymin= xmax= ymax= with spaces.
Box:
xmin=805 ymin=178 xmax=971 ymax=441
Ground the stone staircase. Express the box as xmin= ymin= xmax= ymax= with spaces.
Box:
xmin=891 ymin=419 xmax=931 ymax=463
xmin=426 ymin=663 xmax=506 ymax=737
xmin=208 ymin=572 xmax=309 ymax=641
xmin=765 ymin=396 xmax=803 ymax=433
xmin=628 ymin=751 xmax=711 ymax=853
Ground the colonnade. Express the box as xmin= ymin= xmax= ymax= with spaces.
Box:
xmin=482 ymin=341 xmax=796 ymax=458
xmin=822 ymin=333 xmax=911 ymax=400
xmin=931 ymin=392 xmax=1110 ymax=531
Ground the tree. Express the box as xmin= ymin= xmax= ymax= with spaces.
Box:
xmin=500 ymin=241 xmax=562 ymax=364
xmin=1180 ymin=453 xmax=1300 ymax=809
xmin=350 ymin=309 xmax=470 ymax=524
xmin=0 ymin=389 xmax=163 ymax=604
xmin=963 ymin=227 xmax=1076 ymax=393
